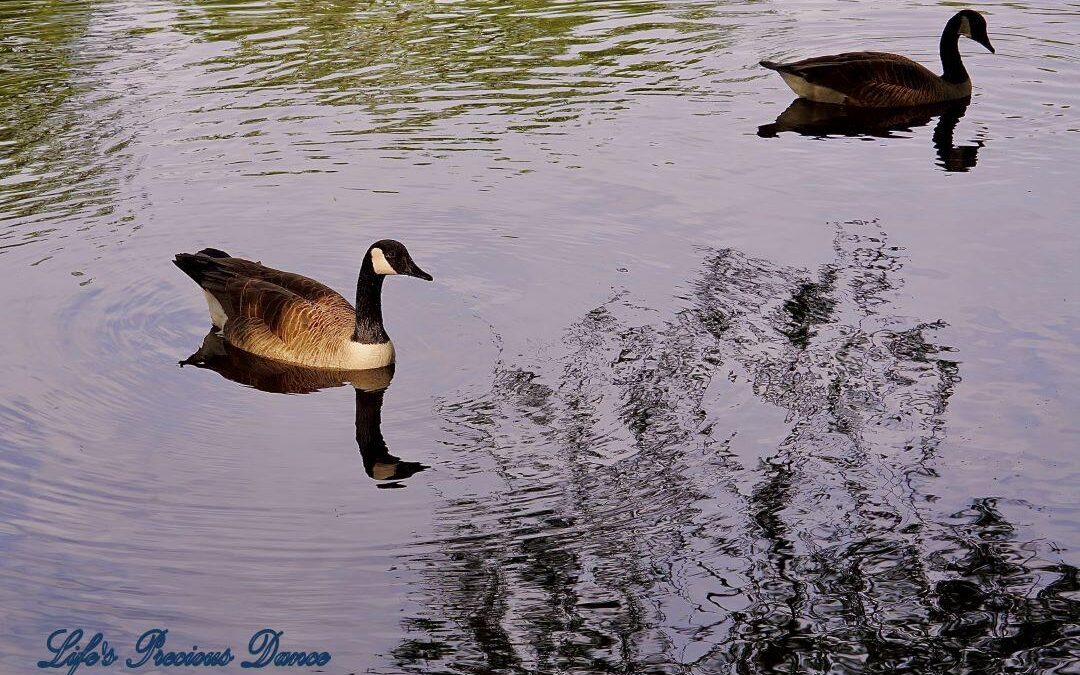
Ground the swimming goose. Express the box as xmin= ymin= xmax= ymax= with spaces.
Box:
xmin=760 ymin=10 xmax=994 ymax=108
xmin=173 ymin=240 xmax=432 ymax=370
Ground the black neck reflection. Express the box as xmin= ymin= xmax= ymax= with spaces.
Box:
xmin=180 ymin=330 xmax=426 ymax=486
xmin=356 ymin=387 xmax=428 ymax=487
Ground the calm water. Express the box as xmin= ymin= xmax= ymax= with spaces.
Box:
xmin=2 ymin=0 xmax=1079 ymax=673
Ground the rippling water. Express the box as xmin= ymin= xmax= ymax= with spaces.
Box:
xmin=1 ymin=0 xmax=1078 ymax=673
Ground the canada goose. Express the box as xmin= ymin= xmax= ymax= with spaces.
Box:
xmin=174 ymin=240 xmax=432 ymax=370
xmin=760 ymin=10 xmax=994 ymax=108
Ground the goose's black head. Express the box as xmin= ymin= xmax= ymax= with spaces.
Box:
xmin=955 ymin=9 xmax=994 ymax=53
xmin=366 ymin=240 xmax=433 ymax=281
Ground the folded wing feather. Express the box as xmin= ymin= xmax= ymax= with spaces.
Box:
xmin=779 ymin=52 xmax=954 ymax=107
xmin=195 ymin=257 xmax=358 ymax=367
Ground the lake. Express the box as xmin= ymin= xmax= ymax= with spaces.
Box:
xmin=1 ymin=0 xmax=1078 ymax=672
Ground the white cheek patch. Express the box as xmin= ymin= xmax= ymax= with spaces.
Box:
xmin=370 ymin=247 xmax=398 ymax=275
xmin=959 ymin=16 xmax=972 ymax=38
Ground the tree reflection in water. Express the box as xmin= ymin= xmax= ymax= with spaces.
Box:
xmin=392 ymin=221 xmax=1077 ymax=674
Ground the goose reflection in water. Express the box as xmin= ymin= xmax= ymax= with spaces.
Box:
xmin=180 ymin=331 xmax=427 ymax=487
xmin=758 ymin=99 xmax=984 ymax=172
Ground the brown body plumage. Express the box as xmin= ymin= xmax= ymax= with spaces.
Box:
xmin=173 ymin=241 xmax=432 ymax=370
xmin=761 ymin=10 xmax=995 ymax=108
xmin=180 ymin=328 xmax=394 ymax=393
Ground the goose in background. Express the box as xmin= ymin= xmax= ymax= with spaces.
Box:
xmin=760 ymin=10 xmax=994 ymax=108
xmin=174 ymin=240 xmax=432 ymax=371
xmin=181 ymin=330 xmax=428 ymax=486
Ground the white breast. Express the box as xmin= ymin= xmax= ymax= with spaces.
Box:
xmin=343 ymin=340 xmax=396 ymax=370
xmin=203 ymin=290 xmax=229 ymax=328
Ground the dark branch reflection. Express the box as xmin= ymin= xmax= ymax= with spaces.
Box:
xmin=758 ymin=99 xmax=985 ymax=173
xmin=392 ymin=221 xmax=1076 ymax=673
xmin=180 ymin=330 xmax=426 ymax=486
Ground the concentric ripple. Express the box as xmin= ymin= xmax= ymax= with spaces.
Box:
xmin=1 ymin=1 xmax=1078 ymax=673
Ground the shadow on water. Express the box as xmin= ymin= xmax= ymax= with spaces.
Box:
xmin=388 ymin=221 xmax=1078 ymax=673
xmin=758 ymin=99 xmax=984 ymax=173
xmin=180 ymin=330 xmax=427 ymax=486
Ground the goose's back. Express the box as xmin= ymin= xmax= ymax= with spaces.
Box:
xmin=212 ymin=257 xmax=352 ymax=308
xmin=767 ymin=52 xmax=967 ymax=107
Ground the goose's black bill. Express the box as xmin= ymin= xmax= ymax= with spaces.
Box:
xmin=405 ymin=261 xmax=433 ymax=281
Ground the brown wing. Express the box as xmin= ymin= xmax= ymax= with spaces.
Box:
xmin=209 ymin=257 xmax=355 ymax=313
xmin=780 ymin=52 xmax=945 ymax=107
xmin=175 ymin=252 xmax=357 ymax=363
xmin=221 ymin=276 xmax=355 ymax=360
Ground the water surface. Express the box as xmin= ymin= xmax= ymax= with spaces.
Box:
xmin=1 ymin=0 xmax=1078 ymax=672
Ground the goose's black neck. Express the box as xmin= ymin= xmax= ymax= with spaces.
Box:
xmin=354 ymin=262 xmax=390 ymax=344
xmin=940 ymin=15 xmax=968 ymax=84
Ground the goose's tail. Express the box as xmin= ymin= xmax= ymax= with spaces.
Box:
xmin=760 ymin=60 xmax=784 ymax=71
xmin=173 ymin=248 xmax=232 ymax=285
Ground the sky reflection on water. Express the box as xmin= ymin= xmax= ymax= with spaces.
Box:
xmin=1 ymin=1 xmax=1078 ymax=673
